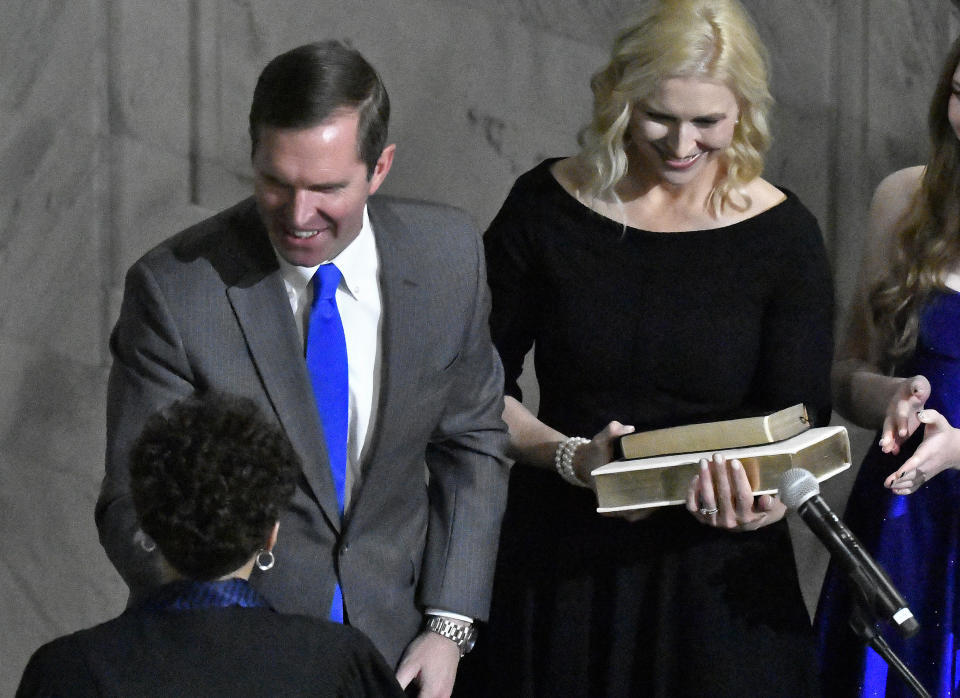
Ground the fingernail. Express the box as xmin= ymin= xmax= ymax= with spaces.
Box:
xmin=699 ymin=459 xmax=708 ymax=470
xmin=731 ymin=460 xmax=741 ymax=471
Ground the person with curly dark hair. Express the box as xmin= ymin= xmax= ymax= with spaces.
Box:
xmin=129 ymin=391 xmax=301 ymax=582
xmin=17 ymin=392 xmax=404 ymax=697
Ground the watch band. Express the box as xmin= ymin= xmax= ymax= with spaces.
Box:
xmin=426 ymin=615 xmax=477 ymax=657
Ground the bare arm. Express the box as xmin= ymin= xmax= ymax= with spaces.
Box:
xmin=833 ymin=166 xmax=930 ymax=450
xmin=502 ymin=395 xmax=634 ymax=483
xmin=501 ymin=395 xmax=565 ymax=465
xmin=837 ymin=169 xmax=960 ymax=494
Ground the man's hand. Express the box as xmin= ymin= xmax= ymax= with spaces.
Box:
xmin=395 ymin=630 xmax=461 ymax=697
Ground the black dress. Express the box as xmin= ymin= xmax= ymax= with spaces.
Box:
xmin=460 ymin=160 xmax=834 ymax=697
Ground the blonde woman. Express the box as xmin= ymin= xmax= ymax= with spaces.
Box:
xmin=816 ymin=36 xmax=960 ymax=698
xmin=457 ymin=0 xmax=833 ymax=696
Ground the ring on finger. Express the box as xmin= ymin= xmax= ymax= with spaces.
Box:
xmin=699 ymin=506 xmax=719 ymax=516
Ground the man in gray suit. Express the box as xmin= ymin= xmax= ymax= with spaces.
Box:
xmin=97 ymin=41 xmax=510 ymax=696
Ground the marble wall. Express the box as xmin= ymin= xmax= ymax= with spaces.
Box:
xmin=2 ymin=0 xmax=957 ymax=690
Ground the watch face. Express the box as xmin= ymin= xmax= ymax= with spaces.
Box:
xmin=462 ymin=629 xmax=478 ymax=655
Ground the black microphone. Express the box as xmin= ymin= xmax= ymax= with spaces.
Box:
xmin=779 ymin=468 xmax=919 ymax=638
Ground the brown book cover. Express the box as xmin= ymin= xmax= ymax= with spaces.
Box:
xmin=615 ymin=403 xmax=810 ymax=460
xmin=594 ymin=426 xmax=850 ymax=512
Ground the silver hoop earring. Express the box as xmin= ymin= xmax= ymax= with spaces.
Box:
xmin=135 ymin=529 xmax=156 ymax=553
xmin=255 ymin=549 xmax=275 ymax=572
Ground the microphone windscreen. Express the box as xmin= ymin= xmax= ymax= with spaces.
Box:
xmin=779 ymin=467 xmax=820 ymax=510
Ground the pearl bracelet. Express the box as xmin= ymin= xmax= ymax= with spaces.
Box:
xmin=554 ymin=436 xmax=591 ymax=487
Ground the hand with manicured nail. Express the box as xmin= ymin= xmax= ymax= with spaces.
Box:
xmin=878 ymin=374 xmax=931 ymax=455
xmin=883 ymin=407 xmax=960 ymax=494
xmin=685 ymin=453 xmax=785 ymax=530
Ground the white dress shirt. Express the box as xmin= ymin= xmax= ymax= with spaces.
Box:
xmin=275 ymin=207 xmax=382 ymax=513
xmin=274 ymin=206 xmax=472 ymax=626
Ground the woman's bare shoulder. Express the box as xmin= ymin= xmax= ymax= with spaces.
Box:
xmin=871 ymin=166 xmax=924 ymax=232
xmin=747 ymin=177 xmax=786 ymax=204
xmin=738 ymin=177 xmax=786 ymax=216
xmin=550 ymin=156 xmax=585 ymax=195
xmin=876 ymin=165 xmax=924 ymax=193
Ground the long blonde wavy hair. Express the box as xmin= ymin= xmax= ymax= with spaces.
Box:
xmin=869 ymin=36 xmax=960 ymax=370
xmin=577 ymin=0 xmax=772 ymax=215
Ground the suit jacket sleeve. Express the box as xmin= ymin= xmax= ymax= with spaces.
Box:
xmin=96 ymin=259 xmax=196 ymax=596
xmin=418 ymin=227 xmax=510 ymax=620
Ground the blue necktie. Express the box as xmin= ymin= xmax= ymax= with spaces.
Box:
xmin=306 ymin=263 xmax=348 ymax=622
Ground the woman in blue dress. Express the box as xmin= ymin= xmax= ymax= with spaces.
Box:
xmin=816 ymin=35 xmax=960 ymax=698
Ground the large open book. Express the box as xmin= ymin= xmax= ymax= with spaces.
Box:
xmin=594 ymin=426 xmax=850 ymax=512
xmin=615 ymin=403 xmax=810 ymax=460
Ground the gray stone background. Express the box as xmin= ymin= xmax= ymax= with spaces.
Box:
xmin=2 ymin=0 xmax=958 ymax=690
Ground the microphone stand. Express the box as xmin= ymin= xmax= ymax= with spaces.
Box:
xmin=847 ymin=596 xmax=930 ymax=698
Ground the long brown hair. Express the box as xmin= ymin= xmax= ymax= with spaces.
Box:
xmin=870 ymin=35 xmax=960 ymax=369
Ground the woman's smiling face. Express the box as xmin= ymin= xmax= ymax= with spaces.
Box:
xmin=628 ymin=76 xmax=740 ymax=188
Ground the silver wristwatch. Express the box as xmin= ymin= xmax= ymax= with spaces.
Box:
xmin=425 ymin=615 xmax=477 ymax=657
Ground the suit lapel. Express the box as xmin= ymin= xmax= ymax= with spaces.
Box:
xmin=359 ymin=201 xmax=430 ymax=485
xmin=224 ymin=214 xmax=342 ymax=531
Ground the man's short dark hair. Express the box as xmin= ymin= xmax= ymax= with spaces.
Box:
xmin=249 ymin=40 xmax=390 ymax=177
xmin=129 ymin=392 xmax=300 ymax=580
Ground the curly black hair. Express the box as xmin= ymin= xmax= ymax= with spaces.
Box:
xmin=129 ymin=392 xmax=300 ymax=580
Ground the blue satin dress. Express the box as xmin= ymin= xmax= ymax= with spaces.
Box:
xmin=816 ymin=290 xmax=960 ymax=697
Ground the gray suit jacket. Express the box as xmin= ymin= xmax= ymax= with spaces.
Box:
xmin=96 ymin=196 xmax=510 ymax=666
